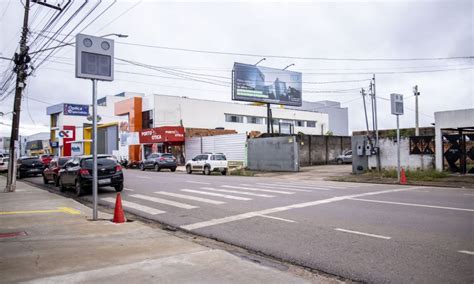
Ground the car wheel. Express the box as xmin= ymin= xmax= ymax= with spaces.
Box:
xmin=154 ymin=164 xmax=161 ymax=172
xmin=186 ymin=165 xmax=192 ymax=174
xmin=42 ymin=174 xmax=49 ymax=184
xmin=336 ymin=159 xmax=343 ymax=165
xmin=114 ymin=183 xmax=124 ymax=192
xmin=59 ymin=177 xmax=67 ymax=192
xmin=170 ymin=167 xmax=176 ymax=172
xmin=204 ymin=166 xmax=211 ymax=176
xmin=221 ymin=169 xmax=227 ymax=176
xmin=54 ymin=175 xmax=59 ymax=187
xmin=140 ymin=163 xmax=145 ymax=171
xmin=75 ymin=180 xmax=84 ymax=197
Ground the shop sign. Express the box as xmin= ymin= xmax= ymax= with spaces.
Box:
xmin=71 ymin=142 xmax=83 ymax=156
xmin=63 ymin=104 xmax=89 ymax=116
xmin=139 ymin=126 xmax=185 ymax=144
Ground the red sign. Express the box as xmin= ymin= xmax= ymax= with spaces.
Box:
xmin=62 ymin=125 xmax=76 ymax=156
xmin=139 ymin=126 xmax=185 ymax=144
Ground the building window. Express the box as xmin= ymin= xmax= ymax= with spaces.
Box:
xmin=246 ymin=116 xmax=263 ymax=124
xmin=307 ymin=121 xmax=316 ymax=128
xmin=225 ymin=114 xmax=244 ymax=123
xmin=142 ymin=110 xmax=153 ymax=129
xmin=295 ymin=120 xmax=305 ymax=127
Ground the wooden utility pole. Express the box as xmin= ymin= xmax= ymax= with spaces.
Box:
xmin=5 ymin=0 xmax=31 ymax=192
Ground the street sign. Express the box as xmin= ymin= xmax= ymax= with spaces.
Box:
xmin=75 ymin=34 xmax=114 ymax=81
xmin=390 ymin=93 xmax=404 ymax=115
xmin=63 ymin=103 xmax=89 ymax=116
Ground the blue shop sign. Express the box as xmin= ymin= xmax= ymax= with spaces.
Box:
xmin=63 ymin=104 xmax=89 ymax=116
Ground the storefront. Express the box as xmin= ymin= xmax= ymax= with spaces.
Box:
xmin=139 ymin=126 xmax=185 ymax=164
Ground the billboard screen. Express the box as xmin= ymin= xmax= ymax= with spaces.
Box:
xmin=232 ymin=62 xmax=302 ymax=106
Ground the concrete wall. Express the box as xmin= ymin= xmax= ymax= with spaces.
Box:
xmin=153 ymin=94 xmax=329 ymax=135
xmin=434 ymin=109 xmax=474 ymax=171
xmin=298 ymin=135 xmax=351 ymax=166
xmin=248 ymin=136 xmax=299 ymax=172
xmin=368 ymin=137 xmax=435 ymax=170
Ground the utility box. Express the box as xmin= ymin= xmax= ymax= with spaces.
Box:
xmin=75 ymin=34 xmax=114 ymax=81
xmin=390 ymin=93 xmax=404 ymax=115
xmin=352 ymin=135 xmax=368 ymax=174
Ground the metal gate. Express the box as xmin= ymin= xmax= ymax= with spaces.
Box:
xmin=184 ymin=134 xmax=247 ymax=165
xmin=443 ymin=133 xmax=474 ymax=174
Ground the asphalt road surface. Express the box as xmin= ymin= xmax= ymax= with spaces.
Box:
xmin=27 ymin=169 xmax=474 ymax=283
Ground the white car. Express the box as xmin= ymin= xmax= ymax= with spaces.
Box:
xmin=185 ymin=153 xmax=228 ymax=175
xmin=0 ymin=155 xmax=8 ymax=172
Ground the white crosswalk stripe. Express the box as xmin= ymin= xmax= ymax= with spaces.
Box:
xmin=130 ymin=194 xmax=198 ymax=209
xmin=250 ymin=184 xmax=312 ymax=192
xmin=181 ymin=189 xmax=252 ymax=201
xmin=261 ymin=182 xmax=334 ymax=190
xmin=101 ymin=197 xmax=165 ymax=215
xmin=269 ymin=181 xmax=359 ymax=189
xmin=222 ymin=185 xmax=295 ymax=195
xmin=200 ymin=187 xmax=275 ymax=198
xmin=255 ymin=183 xmax=330 ymax=191
xmin=154 ymin=191 xmax=225 ymax=205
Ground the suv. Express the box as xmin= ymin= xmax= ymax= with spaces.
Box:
xmin=58 ymin=155 xmax=124 ymax=196
xmin=336 ymin=150 xmax=352 ymax=164
xmin=17 ymin=156 xmax=44 ymax=179
xmin=185 ymin=153 xmax=228 ymax=175
xmin=42 ymin=156 xmax=71 ymax=186
xmin=140 ymin=153 xmax=177 ymax=172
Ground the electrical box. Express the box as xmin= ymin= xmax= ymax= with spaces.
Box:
xmin=390 ymin=93 xmax=404 ymax=115
xmin=356 ymin=143 xmax=365 ymax=156
xmin=75 ymin=34 xmax=114 ymax=81
xmin=365 ymin=144 xmax=372 ymax=156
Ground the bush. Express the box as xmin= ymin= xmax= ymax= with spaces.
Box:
xmin=377 ymin=169 xmax=448 ymax=181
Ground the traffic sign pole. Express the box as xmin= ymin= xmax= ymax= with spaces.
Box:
xmin=92 ymin=79 xmax=98 ymax=220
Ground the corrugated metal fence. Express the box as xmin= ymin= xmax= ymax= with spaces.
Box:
xmin=185 ymin=134 xmax=247 ymax=165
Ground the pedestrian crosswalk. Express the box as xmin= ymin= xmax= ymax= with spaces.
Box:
xmin=100 ymin=181 xmax=367 ymax=217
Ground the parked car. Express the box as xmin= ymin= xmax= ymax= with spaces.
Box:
xmin=42 ymin=156 xmax=71 ymax=186
xmin=336 ymin=150 xmax=352 ymax=164
xmin=140 ymin=153 xmax=177 ymax=172
xmin=16 ymin=156 xmax=44 ymax=179
xmin=0 ymin=154 xmax=8 ymax=172
xmin=185 ymin=153 xmax=228 ymax=175
xmin=40 ymin=154 xmax=54 ymax=167
xmin=58 ymin=155 xmax=124 ymax=196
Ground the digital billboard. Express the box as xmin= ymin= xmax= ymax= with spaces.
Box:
xmin=232 ymin=62 xmax=302 ymax=106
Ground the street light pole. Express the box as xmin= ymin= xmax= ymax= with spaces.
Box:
xmin=92 ymin=79 xmax=98 ymax=220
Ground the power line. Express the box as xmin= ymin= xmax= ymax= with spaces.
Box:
xmin=94 ymin=0 xmax=142 ymax=34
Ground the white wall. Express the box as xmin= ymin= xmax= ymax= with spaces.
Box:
xmin=369 ymin=137 xmax=434 ymax=170
xmin=153 ymin=94 xmax=329 ymax=135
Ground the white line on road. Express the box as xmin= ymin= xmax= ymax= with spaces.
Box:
xmin=260 ymin=183 xmax=325 ymax=190
xmin=124 ymin=188 xmax=135 ymax=192
xmin=349 ymin=198 xmax=474 ymax=212
xmin=222 ymin=185 xmax=295 ymax=195
xmin=458 ymin=250 xmax=474 ymax=255
xmin=201 ymin=187 xmax=275 ymax=198
xmin=253 ymin=183 xmax=319 ymax=192
xmin=258 ymin=215 xmax=296 ymax=223
xmin=181 ymin=187 xmax=415 ymax=231
xmin=101 ymin=198 xmax=165 ymax=215
xmin=137 ymin=176 xmax=152 ymax=180
xmin=334 ymin=228 xmax=391 ymax=240
xmin=186 ymin=181 xmax=211 ymax=185
xmin=130 ymin=194 xmax=198 ymax=209
xmin=181 ymin=189 xmax=252 ymax=201
xmin=154 ymin=191 xmax=225 ymax=205
xmin=267 ymin=182 xmax=353 ymax=189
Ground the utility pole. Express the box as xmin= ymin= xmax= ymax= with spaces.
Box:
xmin=361 ymin=88 xmax=370 ymax=136
xmin=5 ymin=0 xmax=31 ymax=193
xmin=372 ymin=74 xmax=380 ymax=172
xmin=413 ymin=85 xmax=420 ymax=136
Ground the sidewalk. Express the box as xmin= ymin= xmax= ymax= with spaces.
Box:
xmin=0 ymin=177 xmax=337 ymax=283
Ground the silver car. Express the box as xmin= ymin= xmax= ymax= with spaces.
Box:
xmin=336 ymin=150 xmax=352 ymax=164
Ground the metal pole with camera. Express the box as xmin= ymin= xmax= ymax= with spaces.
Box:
xmin=390 ymin=93 xmax=404 ymax=183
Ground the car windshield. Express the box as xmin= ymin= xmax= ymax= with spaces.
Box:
xmin=162 ymin=154 xmax=174 ymax=158
xmin=58 ymin=158 xmax=70 ymax=166
xmin=21 ymin=158 xmax=41 ymax=165
xmin=214 ymin=155 xmax=226 ymax=161
xmin=82 ymin=157 xmax=117 ymax=168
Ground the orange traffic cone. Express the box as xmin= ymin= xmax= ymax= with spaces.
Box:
xmin=112 ymin=193 xmax=126 ymax=223
xmin=400 ymin=168 xmax=407 ymax=185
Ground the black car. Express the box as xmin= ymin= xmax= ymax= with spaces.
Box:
xmin=17 ymin=157 xmax=44 ymax=179
xmin=58 ymin=155 xmax=124 ymax=196
xmin=140 ymin=153 xmax=177 ymax=172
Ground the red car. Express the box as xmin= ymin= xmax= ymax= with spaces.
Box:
xmin=42 ymin=156 xmax=71 ymax=186
xmin=40 ymin=154 xmax=54 ymax=167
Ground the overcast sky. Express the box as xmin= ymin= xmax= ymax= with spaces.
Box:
xmin=0 ymin=0 xmax=472 ymax=137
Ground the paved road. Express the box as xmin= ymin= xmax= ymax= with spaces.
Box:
xmin=27 ymin=169 xmax=474 ymax=283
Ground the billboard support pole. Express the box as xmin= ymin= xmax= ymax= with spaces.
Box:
xmin=267 ymin=103 xmax=271 ymax=134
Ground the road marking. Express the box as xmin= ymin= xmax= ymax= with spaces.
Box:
xmin=252 ymin=183 xmax=317 ymax=192
xmin=335 ymin=228 xmax=391 ymax=240
xmin=0 ymin=207 xmax=81 ymax=215
xmin=258 ymin=215 xmax=296 ymax=223
xmin=222 ymin=185 xmax=294 ymax=194
xmin=181 ymin=187 xmax=414 ymax=231
xmin=137 ymin=175 xmax=152 ymax=179
xmin=268 ymin=182 xmax=359 ymax=189
xmin=186 ymin=181 xmax=211 ymax=185
xmin=458 ymin=250 xmax=474 ymax=255
xmin=154 ymin=191 xmax=225 ymax=205
xmin=201 ymin=187 xmax=275 ymax=198
xmin=102 ymin=197 xmax=165 ymax=215
xmin=181 ymin=189 xmax=252 ymax=201
xmin=260 ymin=183 xmax=322 ymax=190
xmin=349 ymin=198 xmax=474 ymax=212
xmin=130 ymin=194 xmax=198 ymax=209
xmin=124 ymin=188 xmax=135 ymax=192
xmin=463 ymin=193 xmax=474 ymax=196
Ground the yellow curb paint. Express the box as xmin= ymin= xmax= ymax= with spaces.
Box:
xmin=0 ymin=207 xmax=81 ymax=215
